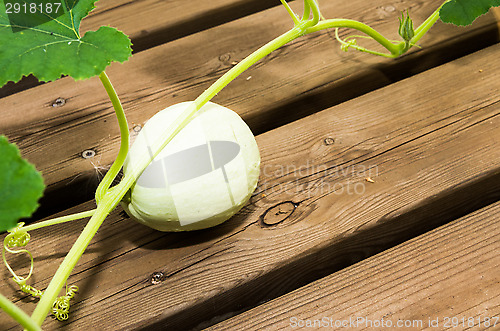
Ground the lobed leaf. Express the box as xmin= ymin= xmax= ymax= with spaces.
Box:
xmin=440 ymin=0 xmax=500 ymax=26
xmin=0 ymin=0 xmax=132 ymax=87
xmin=0 ymin=136 xmax=45 ymax=232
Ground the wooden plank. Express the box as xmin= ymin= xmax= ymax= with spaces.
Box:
xmin=0 ymin=0 xmax=280 ymax=98
xmin=207 ymin=202 xmax=500 ymax=330
xmin=81 ymin=0 xmax=281 ymax=52
xmin=1 ymin=0 xmax=498 ymax=219
xmin=2 ymin=40 xmax=500 ymax=330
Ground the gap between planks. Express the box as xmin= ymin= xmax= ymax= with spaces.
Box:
xmin=1 ymin=40 xmax=500 ymax=330
xmin=0 ymin=0 xmax=498 ymax=221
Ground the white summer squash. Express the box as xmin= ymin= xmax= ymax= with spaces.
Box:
xmin=121 ymin=101 xmax=261 ymax=231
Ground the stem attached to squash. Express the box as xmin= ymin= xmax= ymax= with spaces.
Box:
xmin=122 ymin=25 xmax=307 ymax=183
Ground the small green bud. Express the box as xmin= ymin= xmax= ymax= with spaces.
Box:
xmin=398 ymin=10 xmax=414 ymax=43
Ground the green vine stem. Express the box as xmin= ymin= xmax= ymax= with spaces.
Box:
xmin=121 ymin=27 xmax=306 ymax=183
xmin=0 ymin=292 xmax=42 ymax=331
xmin=29 ymin=0 xmax=446 ymax=325
xmin=280 ymin=0 xmax=299 ymax=25
xmin=2 ymin=209 xmax=95 ymax=281
xmin=95 ymin=71 xmax=130 ymax=203
xmin=307 ymin=18 xmax=406 ymax=56
xmin=1 ymin=209 xmax=96 ymax=323
xmin=22 ymin=209 xmax=96 ymax=232
xmin=411 ymin=0 xmax=449 ymax=45
xmin=302 ymin=0 xmax=311 ymax=22
xmin=306 ymin=0 xmax=446 ymax=57
xmin=31 ymin=186 xmax=125 ymax=324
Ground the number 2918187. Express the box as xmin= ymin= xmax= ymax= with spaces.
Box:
xmin=5 ymin=2 xmax=62 ymax=14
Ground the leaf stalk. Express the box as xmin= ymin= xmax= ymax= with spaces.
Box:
xmin=95 ymin=71 xmax=130 ymax=203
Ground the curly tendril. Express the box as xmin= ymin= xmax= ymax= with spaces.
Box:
xmin=5 ymin=223 xmax=31 ymax=248
xmin=334 ymin=28 xmax=397 ymax=58
xmin=2 ymin=223 xmax=35 ymax=285
xmin=2 ymin=223 xmax=79 ymax=321
xmin=52 ymin=285 xmax=79 ymax=321
xmin=334 ymin=27 xmax=420 ymax=58
xmin=15 ymin=279 xmax=44 ymax=299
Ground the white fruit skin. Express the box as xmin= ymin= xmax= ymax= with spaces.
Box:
xmin=121 ymin=101 xmax=260 ymax=231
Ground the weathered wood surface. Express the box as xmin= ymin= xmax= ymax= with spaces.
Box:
xmin=82 ymin=0 xmax=281 ymax=52
xmin=208 ymin=201 xmax=500 ymax=331
xmin=0 ymin=0 xmax=280 ymax=97
xmin=2 ymin=40 xmax=500 ymax=330
xmin=1 ymin=0 xmax=498 ymax=219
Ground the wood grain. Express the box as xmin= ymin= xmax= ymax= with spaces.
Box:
xmin=207 ymin=202 xmax=500 ymax=330
xmin=0 ymin=0 xmax=280 ymax=98
xmin=1 ymin=0 xmax=498 ymax=219
xmin=2 ymin=40 xmax=500 ymax=330
xmin=82 ymin=0 xmax=282 ymax=53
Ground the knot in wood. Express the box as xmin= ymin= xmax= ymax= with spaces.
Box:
xmin=324 ymin=137 xmax=335 ymax=145
xmin=260 ymin=201 xmax=298 ymax=227
xmin=150 ymin=272 xmax=165 ymax=285
xmin=218 ymin=53 xmax=231 ymax=63
xmin=52 ymin=97 xmax=66 ymax=107
xmin=81 ymin=150 xmax=96 ymax=159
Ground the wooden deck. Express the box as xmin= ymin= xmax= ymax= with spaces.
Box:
xmin=1 ymin=0 xmax=499 ymax=330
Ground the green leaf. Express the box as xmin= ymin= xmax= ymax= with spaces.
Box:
xmin=440 ymin=0 xmax=500 ymax=26
xmin=0 ymin=136 xmax=45 ymax=232
xmin=0 ymin=0 xmax=132 ymax=86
